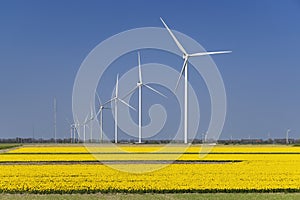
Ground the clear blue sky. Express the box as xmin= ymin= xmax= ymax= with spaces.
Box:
xmin=0 ymin=0 xmax=299 ymax=140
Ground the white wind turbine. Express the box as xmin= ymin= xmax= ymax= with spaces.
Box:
xmin=66 ymin=118 xmax=76 ymax=143
xmin=286 ymin=129 xmax=291 ymax=144
xmin=123 ymin=52 xmax=166 ymax=143
xmin=71 ymin=124 xmax=75 ymax=143
xmin=81 ymin=102 xmax=98 ymax=143
xmin=97 ymin=105 xmax=107 ymax=143
xmin=95 ymin=93 xmax=111 ymax=143
xmin=73 ymin=118 xmax=81 ymax=143
xmin=89 ymin=104 xmax=94 ymax=142
xmin=85 ymin=103 xmax=95 ymax=143
xmin=160 ymin=17 xmax=232 ymax=144
xmin=82 ymin=115 xmax=90 ymax=143
xmin=98 ymin=75 xmax=135 ymax=144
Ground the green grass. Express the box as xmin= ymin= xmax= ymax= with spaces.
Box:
xmin=0 ymin=144 xmax=21 ymax=150
xmin=0 ymin=193 xmax=300 ymax=200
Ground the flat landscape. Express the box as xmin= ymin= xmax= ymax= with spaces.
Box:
xmin=0 ymin=144 xmax=299 ymax=198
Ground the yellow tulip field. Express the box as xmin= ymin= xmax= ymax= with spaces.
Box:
xmin=0 ymin=145 xmax=299 ymax=193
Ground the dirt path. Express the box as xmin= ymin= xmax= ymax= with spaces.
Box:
xmin=0 ymin=160 xmax=240 ymax=165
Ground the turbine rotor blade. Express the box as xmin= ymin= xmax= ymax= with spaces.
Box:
xmin=116 ymin=74 xmax=119 ymax=98
xmin=138 ymin=52 xmax=142 ymax=83
xmin=144 ymin=84 xmax=167 ymax=98
xmin=175 ymin=58 xmax=188 ymax=91
xmin=160 ymin=17 xmax=187 ymax=55
xmin=189 ymin=50 xmax=232 ymax=57
xmin=118 ymin=98 xmax=136 ymax=111
xmin=121 ymin=86 xmax=139 ymax=100
xmin=102 ymin=97 xmax=115 ymax=106
xmin=95 ymin=92 xmax=101 ymax=105
xmin=95 ymin=108 xmax=102 ymax=118
xmin=84 ymin=114 xmax=89 ymax=124
xmin=89 ymin=103 xmax=94 ymax=120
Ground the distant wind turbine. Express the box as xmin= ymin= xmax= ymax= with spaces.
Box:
xmin=286 ymin=129 xmax=291 ymax=144
xmin=74 ymin=117 xmax=81 ymax=143
xmin=82 ymin=103 xmax=97 ymax=143
xmin=66 ymin=118 xmax=76 ymax=143
xmin=97 ymin=75 xmax=135 ymax=144
xmin=95 ymin=93 xmax=111 ymax=143
xmin=123 ymin=52 xmax=166 ymax=143
xmin=89 ymin=104 xmax=94 ymax=142
xmin=82 ymin=115 xmax=89 ymax=143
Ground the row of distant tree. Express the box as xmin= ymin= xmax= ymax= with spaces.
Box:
xmin=0 ymin=137 xmax=299 ymax=145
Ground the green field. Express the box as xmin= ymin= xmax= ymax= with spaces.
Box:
xmin=0 ymin=144 xmax=21 ymax=150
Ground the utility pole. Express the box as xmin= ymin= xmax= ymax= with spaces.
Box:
xmin=54 ymin=97 xmax=57 ymax=143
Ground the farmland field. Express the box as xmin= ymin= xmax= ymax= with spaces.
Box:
xmin=0 ymin=144 xmax=299 ymax=197
xmin=1 ymin=193 xmax=300 ymax=200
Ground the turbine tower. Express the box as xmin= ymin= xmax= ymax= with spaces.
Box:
xmin=160 ymin=17 xmax=231 ymax=144
xmin=97 ymin=105 xmax=106 ymax=143
xmin=70 ymin=124 xmax=75 ymax=143
xmin=82 ymin=115 xmax=89 ymax=143
xmin=286 ymin=129 xmax=291 ymax=144
xmin=89 ymin=104 xmax=94 ymax=142
xmin=124 ymin=52 xmax=166 ymax=143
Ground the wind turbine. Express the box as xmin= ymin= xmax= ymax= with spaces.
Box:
xmin=70 ymin=121 xmax=77 ymax=143
xmin=74 ymin=117 xmax=81 ymax=143
xmin=82 ymin=115 xmax=90 ymax=143
xmin=76 ymin=103 xmax=96 ymax=143
xmin=71 ymin=124 xmax=76 ymax=143
xmin=89 ymin=104 xmax=94 ymax=143
xmin=160 ymin=17 xmax=231 ymax=144
xmin=113 ymin=74 xmax=136 ymax=143
xmin=95 ymin=93 xmax=111 ymax=143
xmin=66 ymin=118 xmax=76 ymax=143
xmin=97 ymin=105 xmax=108 ymax=143
xmin=286 ymin=129 xmax=291 ymax=144
xmin=123 ymin=52 xmax=166 ymax=143
xmin=83 ymin=104 xmax=96 ymax=143
xmin=97 ymin=75 xmax=135 ymax=144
